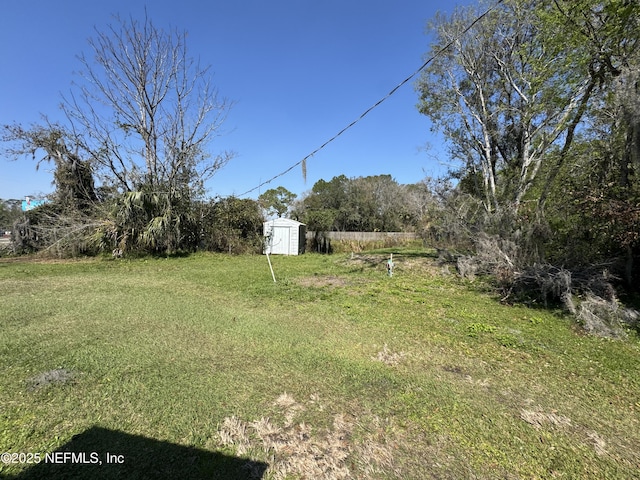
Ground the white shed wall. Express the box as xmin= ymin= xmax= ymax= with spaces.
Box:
xmin=263 ymin=219 xmax=306 ymax=255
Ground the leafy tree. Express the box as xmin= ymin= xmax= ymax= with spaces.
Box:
xmin=298 ymin=175 xmax=349 ymax=231
xmin=302 ymin=209 xmax=337 ymax=233
xmin=346 ymin=175 xmax=408 ymax=231
xmin=535 ymin=0 xmax=640 ymax=212
xmin=416 ymin=0 xmax=610 ymax=214
xmin=258 ymin=186 xmax=296 ymax=218
xmin=530 ymin=0 xmax=640 ymax=285
xmin=416 ymin=0 xmax=640 ymax=295
xmin=296 ymin=174 xmax=420 ymax=232
xmin=200 ymin=197 xmax=263 ymax=254
xmin=2 ymin=124 xmax=97 ymax=212
xmin=540 ymin=62 xmax=640 ymax=283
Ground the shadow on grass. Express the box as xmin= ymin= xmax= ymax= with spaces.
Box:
xmin=7 ymin=426 xmax=267 ymax=480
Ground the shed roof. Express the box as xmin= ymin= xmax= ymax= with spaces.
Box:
xmin=264 ymin=218 xmax=305 ymax=227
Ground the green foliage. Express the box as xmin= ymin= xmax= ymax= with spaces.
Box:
xmin=540 ymin=134 xmax=640 ymax=284
xmin=2 ymin=124 xmax=98 ymax=214
xmin=418 ymin=2 xmax=550 ymax=211
xmin=415 ymin=0 xmax=640 ymax=294
xmin=199 ymin=196 xmax=264 ymax=254
xmin=0 ymin=199 xmax=21 ymax=231
xmin=302 ymin=208 xmax=337 ymax=232
xmin=467 ymin=322 xmax=497 ymax=336
xmin=258 ymin=186 xmax=296 ymax=218
xmin=97 ymin=187 xmax=198 ymax=255
xmin=296 ymin=174 xmax=423 ymax=232
xmin=298 ymin=175 xmax=350 ymax=230
xmin=52 ymin=155 xmax=97 ymax=213
xmin=530 ymin=8 xmax=640 ymax=281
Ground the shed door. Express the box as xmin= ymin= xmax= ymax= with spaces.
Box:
xmin=271 ymin=227 xmax=290 ymax=254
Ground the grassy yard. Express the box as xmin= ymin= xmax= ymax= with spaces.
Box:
xmin=0 ymin=250 xmax=638 ymax=479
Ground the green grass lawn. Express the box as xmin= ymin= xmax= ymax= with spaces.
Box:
xmin=1 ymin=251 xmax=638 ymax=479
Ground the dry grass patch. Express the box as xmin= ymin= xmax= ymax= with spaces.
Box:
xmin=216 ymin=393 xmax=402 ymax=480
xmin=520 ymin=408 xmax=572 ymax=430
xmin=296 ymin=275 xmax=349 ymax=288
xmin=25 ymin=368 xmax=77 ymax=391
xmin=587 ymin=431 xmax=608 ymax=456
xmin=372 ymin=344 xmax=407 ymax=366
xmin=519 ymin=407 xmax=614 ymax=458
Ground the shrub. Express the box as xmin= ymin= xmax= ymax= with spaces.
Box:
xmin=200 ymin=197 xmax=264 ymax=254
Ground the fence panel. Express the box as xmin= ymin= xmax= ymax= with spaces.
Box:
xmin=306 ymin=231 xmax=419 ymax=241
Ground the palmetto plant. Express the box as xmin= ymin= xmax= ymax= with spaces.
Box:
xmin=100 ymin=188 xmax=195 ymax=255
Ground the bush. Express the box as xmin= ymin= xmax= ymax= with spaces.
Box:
xmin=199 ymin=197 xmax=264 ymax=254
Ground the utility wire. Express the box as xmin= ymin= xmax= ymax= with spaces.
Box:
xmin=238 ymin=0 xmax=503 ymax=197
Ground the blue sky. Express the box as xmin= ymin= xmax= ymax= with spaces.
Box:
xmin=0 ymin=0 xmax=466 ymax=201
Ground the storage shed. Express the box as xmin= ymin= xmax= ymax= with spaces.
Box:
xmin=263 ymin=218 xmax=306 ymax=255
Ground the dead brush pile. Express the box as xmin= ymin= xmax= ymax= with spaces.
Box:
xmin=510 ymin=264 xmax=638 ymax=339
xmin=455 ymin=233 xmax=519 ymax=284
xmin=455 ymin=234 xmax=639 ymax=338
xmin=216 ymin=393 xmax=401 ymax=480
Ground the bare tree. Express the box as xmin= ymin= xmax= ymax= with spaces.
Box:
xmin=62 ymin=13 xmax=234 ymax=197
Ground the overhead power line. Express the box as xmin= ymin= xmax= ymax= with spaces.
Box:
xmin=238 ymin=0 xmax=503 ymax=197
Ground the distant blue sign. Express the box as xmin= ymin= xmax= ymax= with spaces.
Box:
xmin=21 ymin=198 xmax=49 ymax=211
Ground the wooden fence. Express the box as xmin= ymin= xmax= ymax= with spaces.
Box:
xmin=305 ymin=231 xmax=419 ymax=241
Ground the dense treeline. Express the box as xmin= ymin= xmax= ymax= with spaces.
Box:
xmin=4 ymin=190 xmax=264 ymax=257
xmin=416 ymin=0 xmax=639 ymax=278
xmin=290 ymin=174 xmax=431 ymax=233
xmin=415 ymin=0 xmax=640 ymax=336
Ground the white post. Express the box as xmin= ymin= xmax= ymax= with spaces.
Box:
xmin=265 ymin=222 xmax=277 ymax=283
xmin=266 ymin=252 xmax=276 ymax=283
